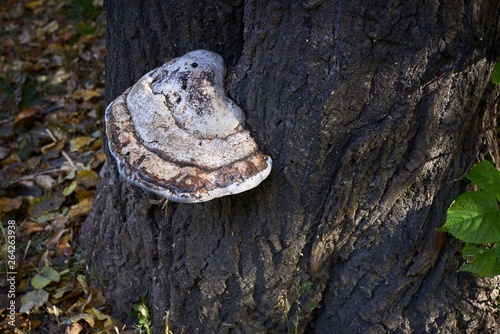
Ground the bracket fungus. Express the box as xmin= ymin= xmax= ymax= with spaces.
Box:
xmin=105 ymin=50 xmax=272 ymax=203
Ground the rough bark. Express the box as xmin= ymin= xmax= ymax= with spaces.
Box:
xmin=79 ymin=1 xmax=500 ymax=333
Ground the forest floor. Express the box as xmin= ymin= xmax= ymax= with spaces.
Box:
xmin=0 ymin=1 xmax=137 ymax=333
xmin=1 ymin=1 xmax=499 ymax=334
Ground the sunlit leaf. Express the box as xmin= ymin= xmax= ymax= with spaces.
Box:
xmin=72 ymin=89 xmax=100 ymax=102
xmin=467 ymin=160 xmax=500 ymax=200
xmin=25 ymin=1 xmax=44 ymax=9
xmin=68 ymin=197 xmax=93 ymax=219
xmin=50 ymin=68 xmax=71 ymax=85
xmin=441 ymin=191 xmax=500 ymax=244
xmin=63 ymin=180 xmax=78 ymax=196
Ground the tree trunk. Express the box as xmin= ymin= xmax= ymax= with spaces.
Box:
xmin=79 ymin=1 xmax=500 ymax=332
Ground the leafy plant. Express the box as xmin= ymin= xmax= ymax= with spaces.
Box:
xmin=276 ymin=280 xmax=317 ymax=334
xmin=492 ymin=62 xmax=500 ymax=85
xmin=130 ymin=292 xmax=152 ymax=334
xmin=440 ymin=160 xmax=500 ymax=277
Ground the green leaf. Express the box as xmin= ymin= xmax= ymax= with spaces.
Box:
xmin=458 ymin=244 xmax=500 ymax=277
xmin=300 ymin=281 xmax=313 ymax=293
xmin=467 ymin=160 xmax=500 ymax=200
xmin=441 ymin=191 xmax=500 ymax=244
xmin=31 ymin=267 xmax=61 ymax=289
xmin=492 ymin=62 xmax=500 ymax=85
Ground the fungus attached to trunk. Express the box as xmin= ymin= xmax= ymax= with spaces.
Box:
xmin=105 ymin=50 xmax=272 ymax=203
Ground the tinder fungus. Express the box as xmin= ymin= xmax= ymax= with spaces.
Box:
xmin=105 ymin=50 xmax=272 ymax=203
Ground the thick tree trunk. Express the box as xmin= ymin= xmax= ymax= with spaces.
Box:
xmin=79 ymin=1 xmax=500 ymax=333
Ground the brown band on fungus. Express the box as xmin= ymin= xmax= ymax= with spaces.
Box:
xmin=105 ymin=50 xmax=272 ymax=203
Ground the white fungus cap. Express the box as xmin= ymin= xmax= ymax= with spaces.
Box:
xmin=105 ymin=50 xmax=272 ymax=203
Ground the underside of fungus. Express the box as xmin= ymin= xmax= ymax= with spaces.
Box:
xmin=105 ymin=50 xmax=272 ymax=203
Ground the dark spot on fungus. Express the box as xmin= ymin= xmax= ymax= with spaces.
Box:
xmin=105 ymin=50 xmax=272 ymax=203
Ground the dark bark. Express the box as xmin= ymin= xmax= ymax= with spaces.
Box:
xmin=79 ymin=0 xmax=500 ymax=333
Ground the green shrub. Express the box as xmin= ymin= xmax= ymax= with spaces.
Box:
xmin=440 ymin=160 xmax=500 ymax=277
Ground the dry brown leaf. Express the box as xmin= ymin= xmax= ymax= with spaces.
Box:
xmin=0 ymin=196 xmax=23 ymax=213
xmin=90 ymin=150 xmax=106 ymax=170
xmin=64 ymin=321 xmax=85 ymax=334
xmin=14 ymin=108 xmax=39 ymax=125
xmin=44 ymin=227 xmax=71 ymax=247
xmin=41 ymin=138 xmax=65 ymax=158
xmin=19 ymin=220 xmax=46 ymax=235
xmin=57 ymin=233 xmax=74 ymax=258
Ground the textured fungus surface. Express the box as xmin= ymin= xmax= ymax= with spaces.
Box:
xmin=105 ymin=50 xmax=272 ymax=203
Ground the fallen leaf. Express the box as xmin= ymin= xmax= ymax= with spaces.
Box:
xmin=0 ymin=196 xmax=23 ymax=213
xmin=70 ymin=136 xmax=92 ymax=152
xmin=31 ymin=267 xmax=60 ymax=289
xmin=90 ymin=150 xmax=106 ymax=169
xmin=20 ymin=289 xmax=49 ymax=313
xmin=87 ymin=307 xmax=121 ymax=328
xmin=68 ymin=197 xmax=93 ymax=220
xmin=75 ymin=169 xmax=99 ymax=188
xmin=44 ymin=227 xmax=71 ymax=247
xmin=64 ymin=321 xmax=85 ymax=334
xmin=41 ymin=138 xmax=65 ymax=159
xmin=65 ymin=313 xmax=95 ymax=328
xmin=28 ymin=192 xmax=65 ymax=217
xmin=44 ymin=21 xmax=59 ymax=34
xmin=50 ymin=68 xmax=70 ymax=85
xmin=19 ymin=220 xmax=46 ymax=235
xmin=25 ymin=1 xmax=44 ymax=9
xmin=52 ymin=279 xmax=82 ymax=300
xmin=14 ymin=108 xmax=39 ymax=126
xmin=63 ymin=180 xmax=78 ymax=196
xmin=34 ymin=174 xmax=56 ymax=189
xmin=72 ymin=90 xmax=100 ymax=102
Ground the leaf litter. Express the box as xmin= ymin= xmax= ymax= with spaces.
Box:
xmin=0 ymin=0 xmax=132 ymax=333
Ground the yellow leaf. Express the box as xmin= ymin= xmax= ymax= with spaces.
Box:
xmin=70 ymin=136 xmax=92 ymax=152
xmin=63 ymin=180 xmax=78 ymax=196
xmin=50 ymin=68 xmax=70 ymax=85
xmin=68 ymin=197 xmax=93 ymax=220
xmin=72 ymin=89 xmax=101 ymax=101
xmin=25 ymin=1 xmax=44 ymax=9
